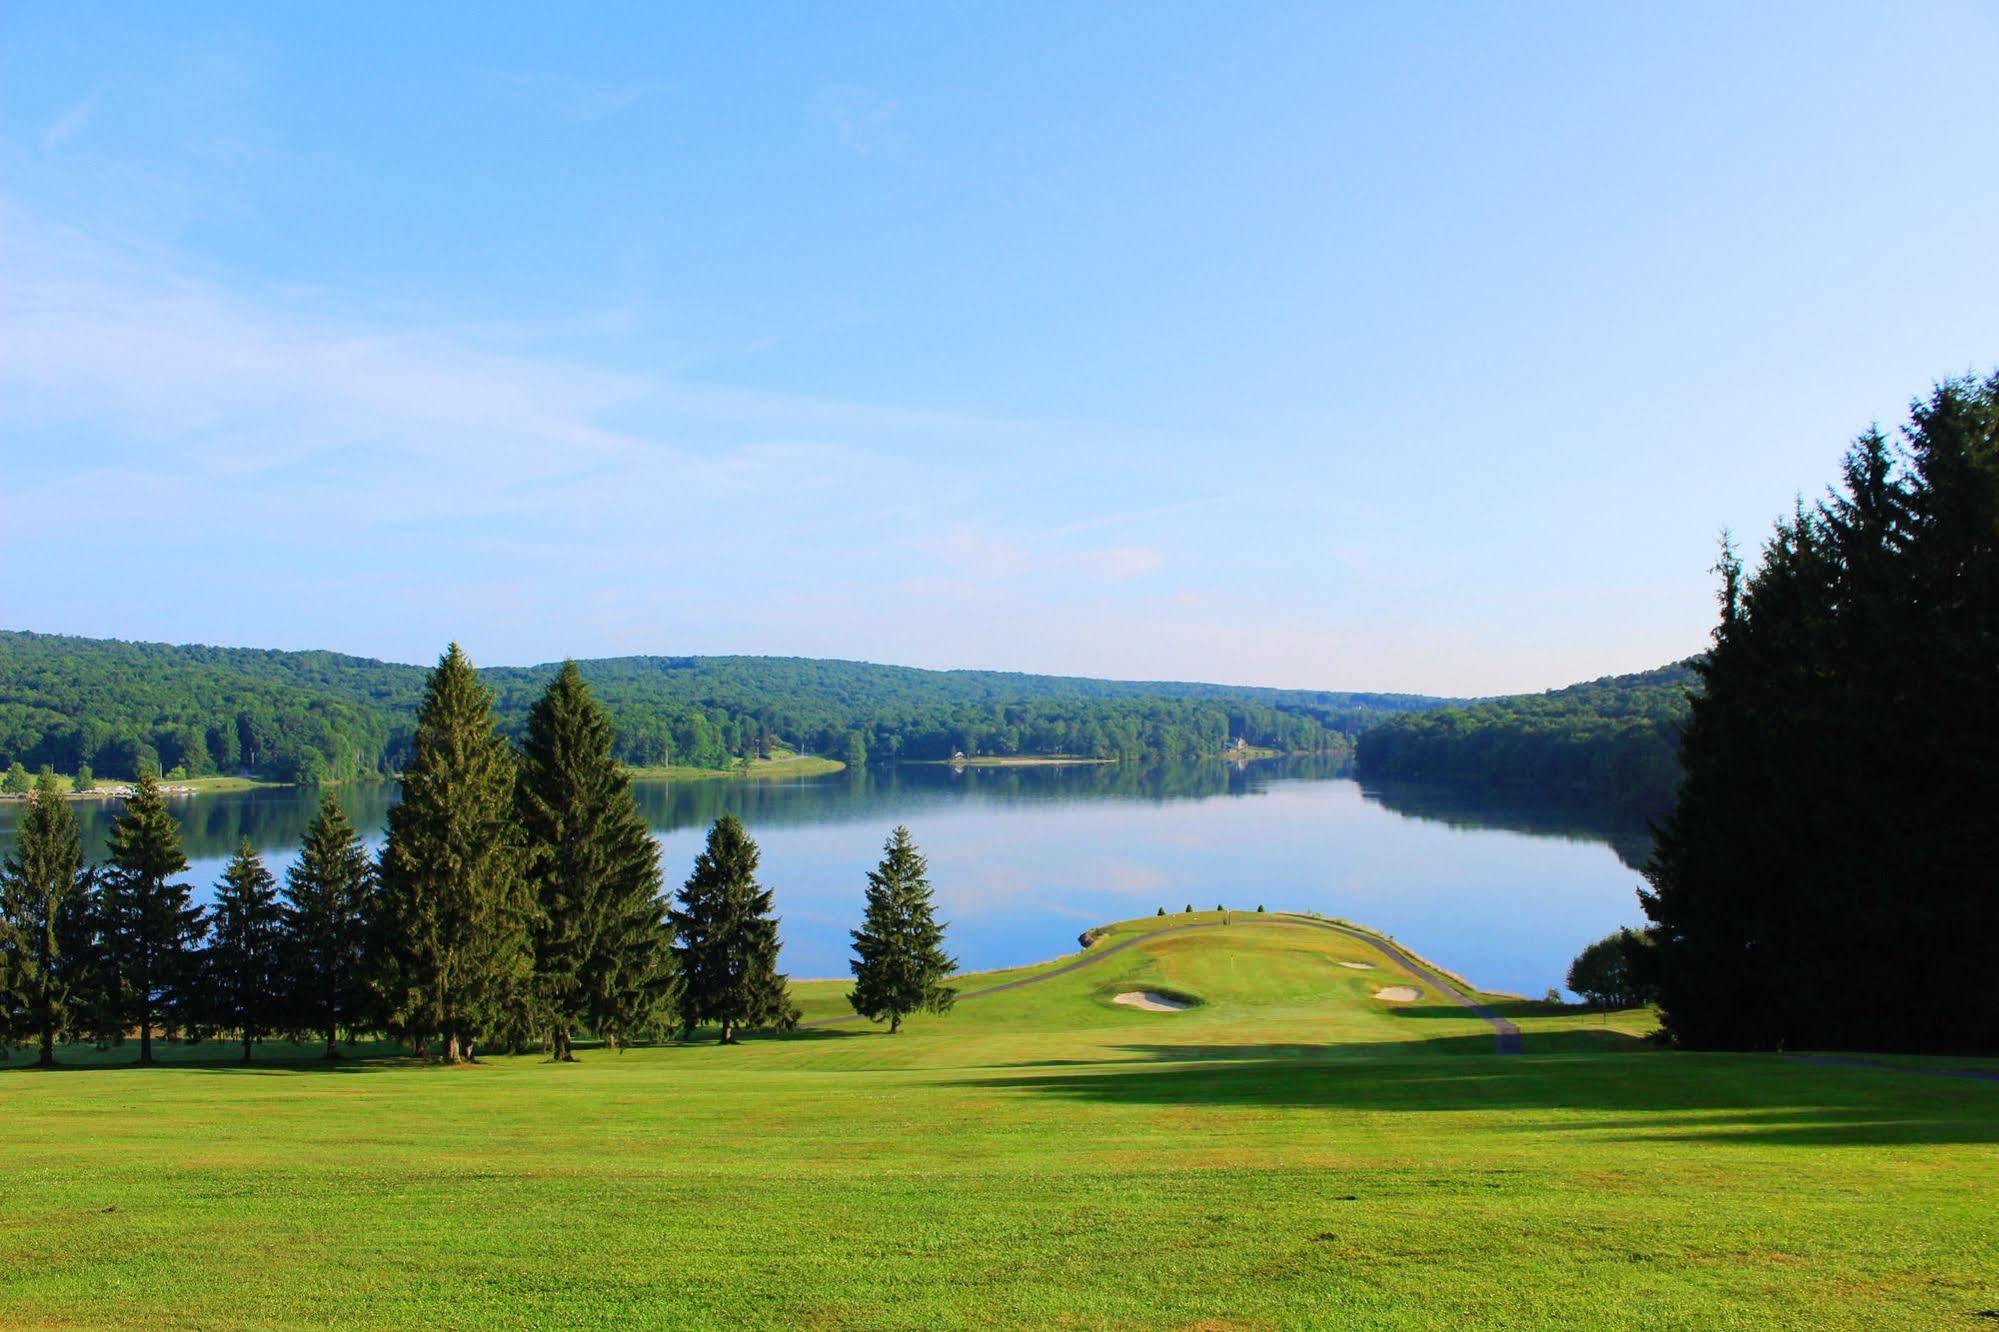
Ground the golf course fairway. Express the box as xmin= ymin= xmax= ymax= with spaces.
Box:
xmin=2 ymin=911 xmax=1995 ymax=1329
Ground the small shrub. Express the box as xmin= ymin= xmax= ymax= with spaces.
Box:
xmin=1566 ymin=928 xmax=1660 ymax=1008
xmin=1156 ymin=907 xmax=1165 ymax=917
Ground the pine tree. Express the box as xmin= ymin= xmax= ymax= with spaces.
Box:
xmin=205 ymin=840 xmax=286 ymax=1063
xmin=98 ymin=770 xmax=206 ymax=1063
xmin=0 ymin=773 xmax=92 ymax=1065
xmin=847 ymin=826 xmax=956 ymax=1033
xmin=517 ymin=661 xmax=675 ymax=1060
xmin=669 ymin=814 xmax=797 ymax=1043
xmin=283 ymin=795 xmax=375 ymax=1059
xmin=375 ymin=644 xmax=533 ymax=1063
xmin=1642 ymin=372 xmax=1999 ymax=1053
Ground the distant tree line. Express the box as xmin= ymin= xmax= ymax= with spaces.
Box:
xmin=0 ymin=649 xmax=957 ymax=1065
xmin=1643 ymin=374 xmax=1999 ymax=1054
xmin=0 ymin=635 xmax=1431 ymax=784
xmin=1353 ymin=664 xmax=1696 ymax=815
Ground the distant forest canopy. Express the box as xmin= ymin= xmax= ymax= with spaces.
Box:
xmin=0 ymin=631 xmax=1450 ymax=782
xmin=1351 ymin=662 xmax=1699 ymax=816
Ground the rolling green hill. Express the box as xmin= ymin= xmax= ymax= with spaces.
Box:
xmin=1354 ymin=661 xmax=1698 ymax=816
xmin=1 ymin=912 xmax=1991 ymax=1328
xmin=0 ymin=630 xmax=1445 ymax=783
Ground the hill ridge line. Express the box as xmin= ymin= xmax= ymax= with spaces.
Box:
xmin=806 ymin=915 xmax=1523 ymax=1053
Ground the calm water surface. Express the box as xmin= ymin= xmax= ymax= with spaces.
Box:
xmin=0 ymin=759 xmax=1653 ymax=998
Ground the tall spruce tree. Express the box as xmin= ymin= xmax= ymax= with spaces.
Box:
xmin=283 ymin=795 xmax=375 ymax=1059
xmin=517 ymin=662 xmax=676 ymax=1060
xmin=375 ymin=644 xmax=533 ymax=1063
xmin=0 ymin=773 xmax=92 ymax=1065
xmin=100 ymin=770 xmax=205 ymax=1064
xmin=1642 ymin=373 xmax=1999 ymax=1054
xmin=204 ymin=841 xmax=286 ymax=1063
xmin=847 ymin=826 xmax=956 ymax=1033
xmin=669 ymin=814 xmax=797 ymax=1043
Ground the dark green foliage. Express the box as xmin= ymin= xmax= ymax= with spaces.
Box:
xmin=97 ymin=770 xmax=206 ymax=1062
xmin=842 ymin=731 xmax=868 ymax=770
xmin=1156 ymin=907 xmax=1165 ymax=917
xmin=0 ymin=632 xmax=1446 ymax=781
xmin=517 ymin=662 xmax=676 ymax=1059
xmin=847 ymin=827 xmax=956 ymax=1033
xmin=1564 ymin=929 xmax=1656 ymax=1008
xmin=669 ymin=814 xmax=798 ymax=1043
xmin=3 ymin=762 xmax=28 ymax=795
xmin=1355 ymin=665 xmax=1697 ymax=815
xmin=1256 ymin=905 xmax=1264 ymax=913
xmin=0 ymin=634 xmax=397 ymax=783
xmin=374 ymin=645 xmax=533 ymax=1062
xmin=203 ymin=841 xmax=286 ymax=1062
xmin=1643 ymin=374 xmax=1999 ymax=1054
xmin=72 ymin=764 xmax=92 ymax=793
xmin=0 ymin=773 xmax=91 ymax=1064
xmin=282 ymin=795 xmax=374 ymax=1058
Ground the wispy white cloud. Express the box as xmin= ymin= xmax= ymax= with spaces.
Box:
xmin=41 ymin=98 xmax=95 ymax=152
xmin=497 ymin=72 xmax=666 ymax=124
xmin=918 ymin=524 xmax=1166 ymax=586
xmin=813 ymin=84 xmax=908 ymax=160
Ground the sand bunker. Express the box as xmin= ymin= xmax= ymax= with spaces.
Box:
xmin=1373 ymin=986 xmax=1421 ymax=1002
xmin=1338 ymin=961 xmax=1375 ymax=970
xmin=1112 ymin=991 xmax=1193 ymax=1012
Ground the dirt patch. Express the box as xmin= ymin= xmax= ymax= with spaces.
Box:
xmin=1112 ymin=991 xmax=1193 ymax=1012
xmin=1373 ymin=986 xmax=1421 ymax=1002
xmin=1338 ymin=961 xmax=1375 ymax=970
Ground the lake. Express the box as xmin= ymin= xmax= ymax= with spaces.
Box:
xmin=0 ymin=759 xmax=1654 ymax=999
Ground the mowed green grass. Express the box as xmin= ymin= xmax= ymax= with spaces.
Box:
xmin=3 ymin=914 xmax=1995 ymax=1330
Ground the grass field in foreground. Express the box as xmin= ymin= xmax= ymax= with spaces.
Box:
xmin=2 ymin=913 xmax=1995 ymax=1329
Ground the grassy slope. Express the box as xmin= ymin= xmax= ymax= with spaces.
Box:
xmin=2 ymin=915 xmax=1994 ymax=1329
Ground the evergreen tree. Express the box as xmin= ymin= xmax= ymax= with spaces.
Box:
xmin=283 ymin=795 xmax=375 ymax=1059
xmin=73 ymin=764 xmax=93 ymax=793
xmin=375 ymin=644 xmax=533 ymax=1063
xmin=0 ymin=773 xmax=92 ymax=1065
xmin=847 ymin=826 xmax=956 ymax=1033
xmin=668 ymin=814 xmax=797 ymax=1043
xmin=204 ymin=840 xmax=286 ymax=1063
xmin=3 ymin=762 xmax=29 ymax=795
xmin=1642 ymin=373 xmax=1999 ymax=1053
xmin=100 ymin=770 xmax=206 ymax=1063
xmin=517 ymin=662 xmax=675 ymax=1060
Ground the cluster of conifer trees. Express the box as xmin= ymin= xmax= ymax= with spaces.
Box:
xmin=1642 ymin=374 xmax=1998 ymax=1054
xmin=0 ymin=647 xmax=959 ymax=1065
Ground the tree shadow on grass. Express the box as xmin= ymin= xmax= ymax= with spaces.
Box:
xmin=0 ymin=1048 xmax=414 ymax=1075
xmin=970 ymin=1043 xmax=1999 ymax=1148
xmin=0 ymin=1029 xmax=872 ymax=1073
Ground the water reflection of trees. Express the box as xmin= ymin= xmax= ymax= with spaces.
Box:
xmin=630 ymin=754 xmax=1357 ymax=831
xmin=22 ymin=784 xmax=400 ymax=864
xmin=1358 ymin=778 xmax=1654 ymax=871
xmin=7 ymin=756 xmax=1365 ymax=865
xmin=6 ymin=758 xmax=1650 ymax=875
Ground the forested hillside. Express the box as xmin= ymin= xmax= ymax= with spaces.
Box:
xmin=1353 ymin=662 xmax=1696 ymax=814
xmin=0 ymin=631 xmax=1443 ymax=782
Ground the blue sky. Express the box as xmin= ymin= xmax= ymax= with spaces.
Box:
xmin=2 ymin=3 xmax=1994 ymax=694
